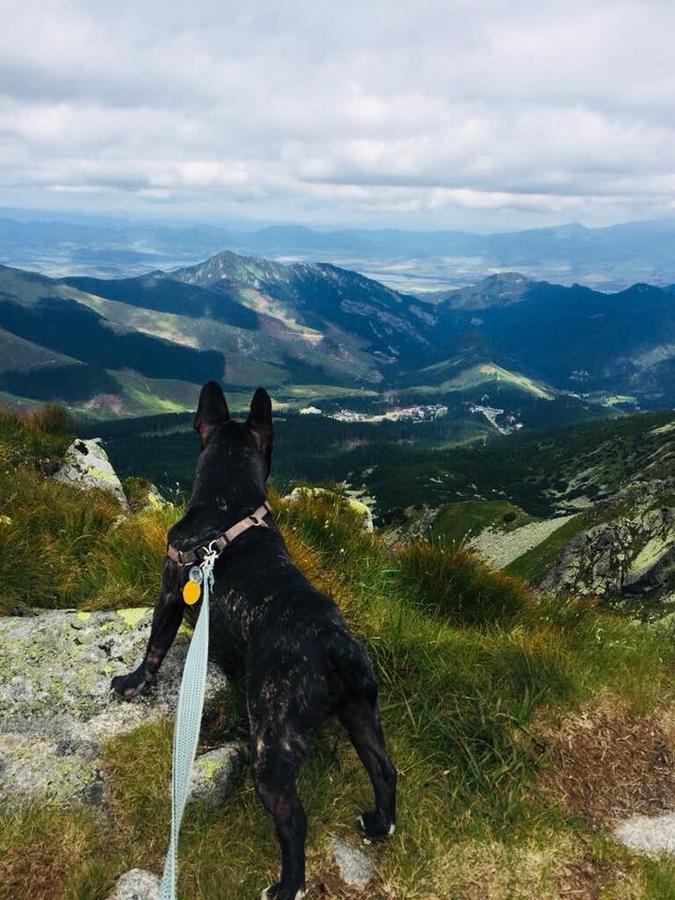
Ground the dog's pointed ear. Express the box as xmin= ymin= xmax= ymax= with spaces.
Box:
xmin=247 ymin=387 xmax=273 ymax=472
xmin=193 ymin=381 xmax=229 ymax=444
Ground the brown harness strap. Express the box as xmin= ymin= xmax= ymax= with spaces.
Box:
xmin=166 ymin=500 xmax=273 ymax=565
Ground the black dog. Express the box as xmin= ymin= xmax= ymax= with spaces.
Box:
xmin=112 ymin=382 xmax=396 ymax=900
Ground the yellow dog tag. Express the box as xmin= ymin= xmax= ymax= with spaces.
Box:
xmin=183 ymin=580 xmax=201 ymax=605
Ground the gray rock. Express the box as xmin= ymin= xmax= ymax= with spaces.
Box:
xmin=106 ymin=868 xmax=160 ymax=900
xmin=331 ymin=836 xmax=374 ymax=887
xmin=469 ymin=514 xmax=576 ymax=570
xmin=0 ymin=608 xmax=234 ymax=809
xmin=144 ymin=483 xmax=169 ymax=509
xmin=383 ymin=504 xmax=443 ymax=547
xmin=539 ymin=505 xmax=675 ymax=599
xmin=53 ymin=438 xmax=127 ymax=506
xmin=0 ymin=733 xmax=104 ymax=807
xmin=614 ymin=811 xmax=675 ymax=856
xmin=189 ymin=743 xmax=243 ymax=807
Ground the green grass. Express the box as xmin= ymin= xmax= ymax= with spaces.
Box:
xmin=429 ymin=499 xmax=534 ymax=547
xmin=0 ymin=403 xmax=73 ymax=473
xmin=505 ymin=515 xmax=587 ymax=584
xmin=399 ymin=361 xmax=554 ymax=400
xmin=0 ymin=407 xmax=174 ymax=615
xmin=1 ymin=408 xmax=674 ymax=898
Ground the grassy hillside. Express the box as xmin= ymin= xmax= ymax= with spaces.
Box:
xmin=0 ymin=406 xmax=674 ymax=898
xmin=429 ymin=499 xmax=534 ymax=547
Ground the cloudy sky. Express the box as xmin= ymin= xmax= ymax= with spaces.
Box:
xmin=2 ymin=0 xmax=674 ymax=229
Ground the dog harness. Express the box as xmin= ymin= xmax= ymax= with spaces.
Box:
xmin=159 ymin=499 xmax=273 ymax=900
xmin=165 ymin=500 xmax=273 ymax=565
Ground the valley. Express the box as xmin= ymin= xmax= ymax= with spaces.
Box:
xmin=1 ymin=242 xmax=674 ymax=423
xmin=0 ymin=239 xmax=673 ymax=619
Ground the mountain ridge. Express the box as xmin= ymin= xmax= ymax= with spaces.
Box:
xmin=0 ymin=249 xmax=673 ymax=417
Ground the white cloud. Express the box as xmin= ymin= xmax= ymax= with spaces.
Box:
xmin=1 ymin=0 xmax=674 ymax=227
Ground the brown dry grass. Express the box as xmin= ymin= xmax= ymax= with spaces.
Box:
xmin=536 ymin=697 xmax=675 ymax=829
xmin=557 ymin=858 xmax=618 ymax=900
xmin=0 ymin=808 xmax=100 ymax=900
xmin=306 ymin=870 xmax=393 ymax=900
xmin=283 ymin=527 xmax=356 ymax=617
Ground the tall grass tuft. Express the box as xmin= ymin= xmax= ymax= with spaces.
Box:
xmin=397 ymin=540 xmax=529 ymax=626
xmin=0 ymin=405 xmax=74 ymax=473
xmin=0 ymin=407 xmax=176 ymax=614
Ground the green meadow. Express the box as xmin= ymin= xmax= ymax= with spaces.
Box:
xmin=0 ymin=408 xmax=673 ymax=899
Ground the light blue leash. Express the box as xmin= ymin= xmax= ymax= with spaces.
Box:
xmin=159 ymin=548 xmax=218 ymax=900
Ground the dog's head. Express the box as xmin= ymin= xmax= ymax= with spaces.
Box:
xmin=193 ymin=381 xmax=273 ymax=483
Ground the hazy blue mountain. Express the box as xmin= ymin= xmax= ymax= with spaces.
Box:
xmin=3 ymin=211 xmax=675 ymax=288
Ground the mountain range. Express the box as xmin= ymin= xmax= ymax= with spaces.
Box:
xmin=4 ymin=212 xmax=675 ymax=290
xmin=0 ymin=248 xmax=674 ymax=420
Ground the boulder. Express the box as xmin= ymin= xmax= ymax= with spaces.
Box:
xmin=53 ymin=438 xmax=127 ymax=506
xmin=144 ymin=483 xmax=169 ymax=510
xmin=189 ymin=743 xmax=243 ymax=807
xmin=106 ymin=868 xmax=160 ymax=900
xmin=330 ymin=836 xmax=375 ymax=887
xmin=0 ymin=608 xmax=237 ymax=809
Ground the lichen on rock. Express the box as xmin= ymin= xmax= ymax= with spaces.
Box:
xmin=0 ymin=607 xmax=235 ymax=810
xmin=188 ymin=743 xmax=243 ymax=807
xmin=540 ymin=505 xmax=675 ymax=600
xmin=53 ymin=437 xmax=128 ymax=506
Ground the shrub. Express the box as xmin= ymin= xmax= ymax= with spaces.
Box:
xmin=121 ymin=475 xmax=153 ymax=510
xmin=0 ymin=404 xmax=73 ymax=473
xmin=397 ymin=540 xmax=530 ymax=627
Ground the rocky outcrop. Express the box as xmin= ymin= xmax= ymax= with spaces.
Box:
xmin=0 ymin=608 xmax=241 ymax=809
xmin=540 ymin=506 xmax=675 ymax=599
xmin=382 ymin=504 xmax=443 ymax=547
xmin=284 ymin=485 xmax=375 ymax=532
xmin=53 ymin=438 xmax=127 ymax=506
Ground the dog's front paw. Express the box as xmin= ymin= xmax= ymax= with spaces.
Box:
xmin=111 ymin=669 xmax=152 ymax=701
xmin=357 ymin=810 xmax=395 ymax=841
xmin=261 ymin=883 xmax=304 ymax=900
